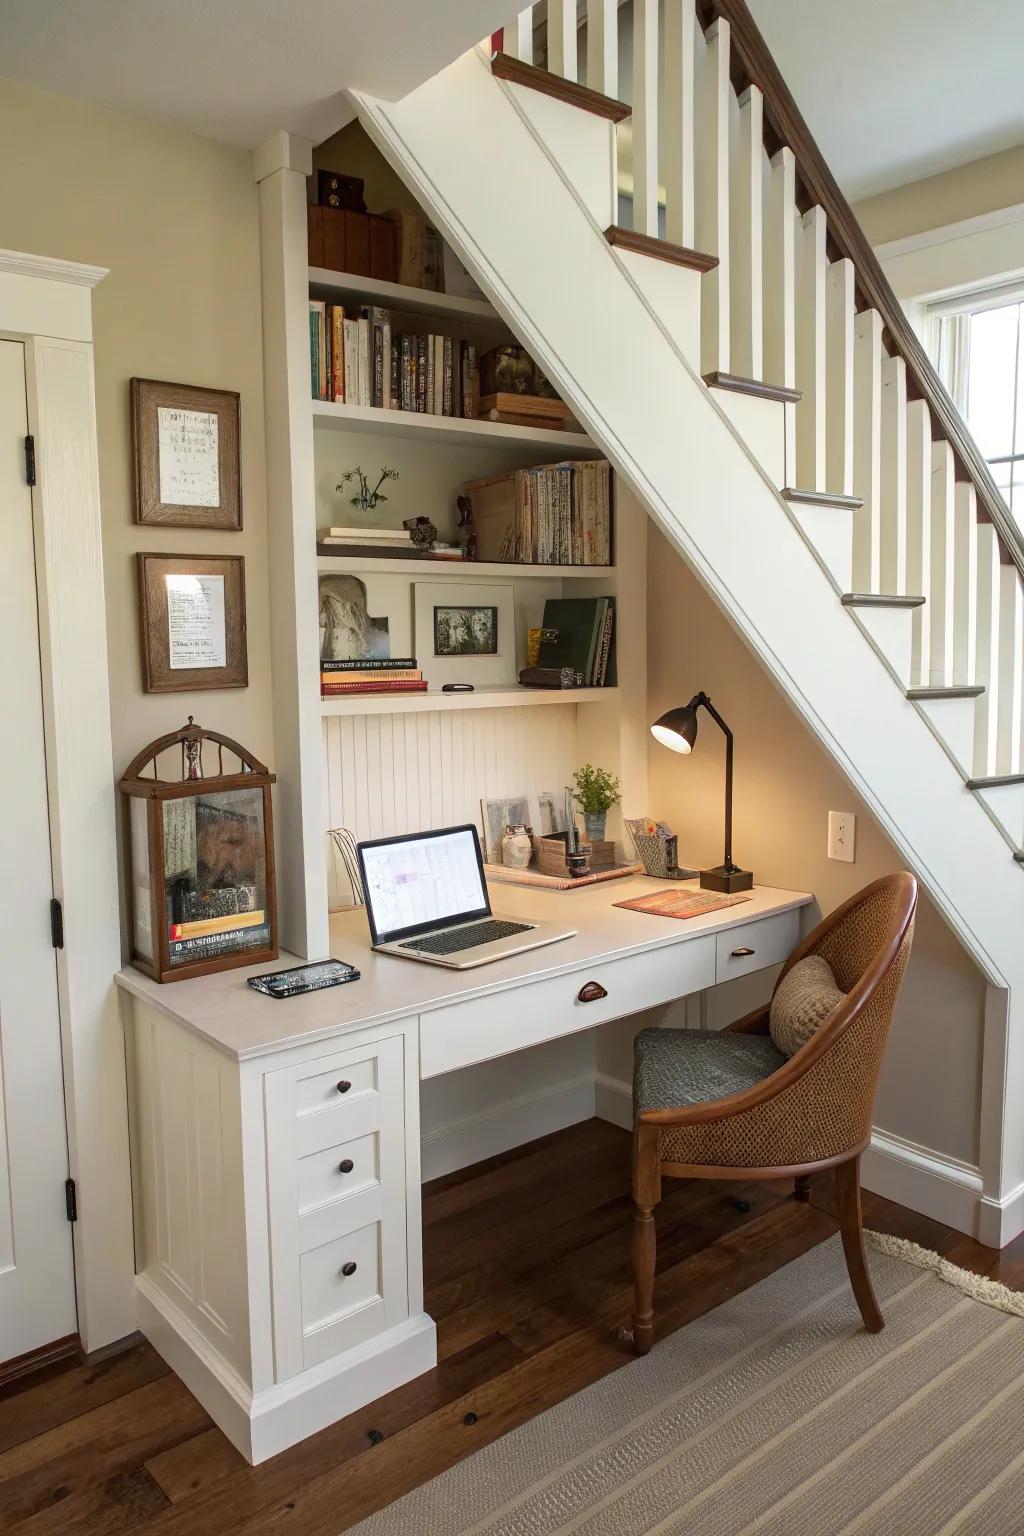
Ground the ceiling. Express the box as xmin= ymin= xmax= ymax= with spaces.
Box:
xmin=747 ymin=0 xmax=1024 ymax=200
xmin=0 ymin=0 xmax=509 ymax=150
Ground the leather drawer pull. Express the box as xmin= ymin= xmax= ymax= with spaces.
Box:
xmin=577 ymin=980 xmax=608 ymax=1003
xmin=341 ymin=1261 xmax=358 ymax=1277
xmin=336 ymin=1079 xmax=352 ymax=1094
xmin=731 ymin=946 xmax=756 ymax=957
xmin=338 ymin=1158 xmax=354 ymax=1174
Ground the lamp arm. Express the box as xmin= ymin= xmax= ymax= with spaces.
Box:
xmin=693 ymin=693 xmax=737 ymax=872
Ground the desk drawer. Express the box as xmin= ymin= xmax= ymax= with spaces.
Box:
xmin=421 ymin=936 xmax=716 ymax=1078
xmin=300 ymin=1221 xmax=387 ymax=1371
xmin=715 ymin=910 xmax=800 ymax=983
xmin=297 ymin=1130 xmax=379 ymax=1217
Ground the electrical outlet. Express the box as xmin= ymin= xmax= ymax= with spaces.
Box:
xmin=828 ymin=811 xmax=856 ymax=863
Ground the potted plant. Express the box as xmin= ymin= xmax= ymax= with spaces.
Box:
xmin=571 ymin=763 xmax=622 ymax=843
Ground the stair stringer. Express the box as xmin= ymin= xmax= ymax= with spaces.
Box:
xmin=352 ymin=49 xmax=1024 ymax=1240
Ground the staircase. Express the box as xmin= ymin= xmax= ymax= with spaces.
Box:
xmin=350 ymin=0 xmax=1024 ymax=1242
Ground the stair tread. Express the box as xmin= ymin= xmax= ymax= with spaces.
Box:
xmin=842 ymin=593 xmax=926 ymax=609
xmin=604 ymin=226 xmax=718 ymax=273
xmin=967 ymin=773 xmax=1024 ymax=789
xmin=703 ymin=371 xmax=801 ymax=404
xmin=908 ymin=685 xmax=985 ymax=700
xmin=491 ymin=53 xmax=631 ymax=122
xmin=782 ymin=487 xmax=864 ymax=511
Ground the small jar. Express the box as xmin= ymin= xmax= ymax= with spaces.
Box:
xmin=501 ymin=824 xmax=533 ymax=869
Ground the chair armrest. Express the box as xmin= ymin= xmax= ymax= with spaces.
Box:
xmin=722 ymin=1005 xmax=770 ymax=1036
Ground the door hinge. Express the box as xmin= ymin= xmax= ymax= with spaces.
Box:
xmin=24 ymin=435 xmax=36 ymax=486
xmin=50 ymin=898 xmax=64 ymax=950
xmin=65 ymin=1179 xmax=77 ymax=1223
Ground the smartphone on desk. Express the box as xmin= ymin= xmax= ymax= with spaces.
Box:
xmin=247 ymin=960 xmax=360 ymax=998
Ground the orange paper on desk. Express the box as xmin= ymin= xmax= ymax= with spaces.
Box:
xmin=614 ymin=889 xmax=751 ymax=919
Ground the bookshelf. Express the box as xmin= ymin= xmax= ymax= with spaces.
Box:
xmin=256 ymin=133 xmax=648 ymax=957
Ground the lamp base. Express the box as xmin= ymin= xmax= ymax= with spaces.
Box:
xmin=699 ymin=864 xmax=754 ymax=895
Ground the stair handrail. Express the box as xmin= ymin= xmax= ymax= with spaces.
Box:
xmin=702 ymin=0 xmax=1024 ymax=579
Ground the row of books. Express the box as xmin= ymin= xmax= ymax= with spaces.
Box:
xmin=536 ymin=596 xmax=615 ymax=687
xmin=309 ymin=302 xmax=478 ymax=417
xmin=468 ymin=460 xmax=612 ymax=567
xmin=320 ymin=656 xmax=427 ymax=698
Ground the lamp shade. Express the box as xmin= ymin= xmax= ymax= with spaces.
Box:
xmin=650 ymin=701 xmax=700 ymax=755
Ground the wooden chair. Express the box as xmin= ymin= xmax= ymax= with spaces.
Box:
xmin=628 ymin=872 xmax=918 ymax=1354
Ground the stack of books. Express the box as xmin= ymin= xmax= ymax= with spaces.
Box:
xmin=465 ymin=460 xmax=612 ymax=566
xmin=535 ymin=596 xmax=615 ymax=687
xmin=309 ymin=302 xmax=478 ymax=418
xmin=321 ymin=657 xmax=427 ymax=698
xmin=318 ymin=525 xmax=414 ymax=552
xmin=168 ymin=909 xmax=269 ymax=964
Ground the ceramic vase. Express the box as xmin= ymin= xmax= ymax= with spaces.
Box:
xmin=584 ymin=812 xmax=607 ymax=843
xmin=501 ymin=825 xmax=533 ymax=869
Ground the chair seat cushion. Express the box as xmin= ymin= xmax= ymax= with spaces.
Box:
xmin=633 ymin=1027 xmax=787 ymax=1115
xmin=769 ymin=953 xmax=846 ymax=1057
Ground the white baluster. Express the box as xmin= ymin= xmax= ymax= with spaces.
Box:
xmin=826 ymin=258 xmax=855 ymax=498
xmin=503 ymin=10 xmax=534 ymax=64
xmin=730 ymin=85 xmax=763 ymax=380
xmin=795 ymin=205 xmax=827 ymax=489
xmin=880 ymin=355 xmax=908 ymax=595
xmin=662 ymin=0 xmax=697 ymax=249
xmin=547 ymin=0 xmax=576 ymax=81
xmin=975 ymin=524 xmax=1002 ymax=776
xmin=852 ymin=309 xmax=883 ymax=591
xmin=952 ymin=483 xmax=978 ymax=685
xmin=586 ymin=0 xmax=617 ymax=96
xmin=929 ymin=441 xmax=957 ymax=686
xmin=696 ymin=18 xmax=731 ymax=372
xmin=905 ymin=398 xmax=932 ymax=686
xmin=632 ymin=0 xmax=659 ymax=238
xmin=763 ymin=146 xmax=795 ymax=478
xmin=996 ymin=566 xmax=1024 ymax=775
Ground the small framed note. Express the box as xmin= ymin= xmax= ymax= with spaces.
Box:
xmin=137 ymin=553 xmax=247 ymax=692
xmin=131 ymin=378 xmax=241 ymax=529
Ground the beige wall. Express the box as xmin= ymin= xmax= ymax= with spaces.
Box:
xmin=0 ymin=78 xmax=272 ymax=782
xmin=643 ymin=527 xmax=986 ymax=1166
xmin=854 ymin=142 xmax=1024 ymax=249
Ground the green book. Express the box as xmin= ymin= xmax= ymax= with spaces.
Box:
xmin=537 ymin=597 xmax=609 ymax=684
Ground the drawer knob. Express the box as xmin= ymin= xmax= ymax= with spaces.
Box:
xmin=341 ymin=1261 xmax=358 ymax=1277
xmin=577 ymin=980 xmax=608 ymax=1003
xmin=336 ymin=1079 xmax=352 ymax=1094
xmin=731 ymin=946 xmax=756 ymax=958
xmin=338 ymin=1158 xmax=354 ymax=1174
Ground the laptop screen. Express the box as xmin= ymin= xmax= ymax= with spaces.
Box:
xmin=358 ymin=825 xmax=490 ymax=945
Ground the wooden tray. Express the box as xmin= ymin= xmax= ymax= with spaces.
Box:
xmin=484 ymin=862 xmax=643 ymax=891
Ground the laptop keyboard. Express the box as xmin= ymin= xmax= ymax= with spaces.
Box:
xmin=399 ymin=919 xmax=534 ymax=956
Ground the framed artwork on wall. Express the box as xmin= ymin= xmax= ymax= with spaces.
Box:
xmin=137 ymin=552 xmax=248 ymax=693
xmin=413 ymin=579 xmax=515 ymax=687
xmin=130 ymin=377 xmax=242 ymax=530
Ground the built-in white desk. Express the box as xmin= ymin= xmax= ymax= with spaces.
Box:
xmin=116 ymin=877 xmax=811 ymax=1463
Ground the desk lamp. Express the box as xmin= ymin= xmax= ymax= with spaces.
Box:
xmin=650 ymin=691 xmax=753 ymax=894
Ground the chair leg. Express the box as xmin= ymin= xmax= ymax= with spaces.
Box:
xmin=835 ymin=1155 xmax=883 ymax=1333
xmin=630 ymin=1124 xmax=660 ymax=1355
xmin=794 ymin=1174 xmax=812 ymax=1203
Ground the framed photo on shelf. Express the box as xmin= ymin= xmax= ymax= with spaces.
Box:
xmin=137 ymin=552 xmax=248 ymax=693
xmin=413 ymin=580 xmax=515 ymax=687
xmin=130 ymin=377 xmax=242 ymax=530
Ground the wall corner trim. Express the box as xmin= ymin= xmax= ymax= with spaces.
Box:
xmin=253 ymin=131 xmax=314 ymax=184
xmin=0 ymin=249 xmax=108 ymax=287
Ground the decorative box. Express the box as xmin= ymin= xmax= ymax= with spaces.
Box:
xmin=119 ymin=718 xmax=278 ymax=982
xmin=307 ymin=206 xmax=396 ymax=281
xmin=535 ymin=833 xmax=615 ymax=876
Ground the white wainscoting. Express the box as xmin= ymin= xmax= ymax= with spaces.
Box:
xmin=323 ymin=703 xmax=580 ymax=906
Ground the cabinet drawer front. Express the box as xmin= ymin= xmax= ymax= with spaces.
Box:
xmin=295 ymin=1055 xmax=377 ymax=1118
xmin=300 ymin=1222 xmax=386 ymax=1370
xmin=421 ymin=937 xmax=716 ymax=1078
xmin=298 ymin=1130 xmax=379 ymax=1216
xmin=715 ymin=911 xmax=800 ymax=983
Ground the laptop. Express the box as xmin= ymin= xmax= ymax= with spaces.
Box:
xmin=357 ymin=824 xmax=576 ymax=969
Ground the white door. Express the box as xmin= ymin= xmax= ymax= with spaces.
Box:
xmin=0 ymin=338 xmax=76 ymax=1361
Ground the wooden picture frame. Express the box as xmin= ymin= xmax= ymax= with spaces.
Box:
xmin=137 ymin=552 xmax=248 ymax=693
xmin=130 ymin=377 xmax=242 ymax=529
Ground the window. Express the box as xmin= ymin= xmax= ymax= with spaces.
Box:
xmin=932 ymin=283 xmax=1024 ymax=520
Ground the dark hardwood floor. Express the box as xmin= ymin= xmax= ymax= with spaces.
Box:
xmin=2 ymin=1118 xmax=1020 ymax=1535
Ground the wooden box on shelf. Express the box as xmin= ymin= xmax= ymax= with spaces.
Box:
xmin=535 ymin=834 xmax=615 ymax=876
xmin=119 ymin=719 xmax=278 ymax=983
xmin=308 ymin=206 xmax=395 ymax=281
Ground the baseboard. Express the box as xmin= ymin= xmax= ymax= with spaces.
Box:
xmin=594 ymin=1071 xmax=632 ymax=1131
xmin=979 ymin=1181 xmax=1024 ymax=1248
xmin=421 ymin=1074 xmax=597 ymax=1181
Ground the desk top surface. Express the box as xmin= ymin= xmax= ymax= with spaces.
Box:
xmin=116 ymin=876 xmax=813 ymax=1062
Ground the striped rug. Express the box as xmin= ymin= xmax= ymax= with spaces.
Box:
xmin=344 ymin=1232 xmax=1024 ymax=1536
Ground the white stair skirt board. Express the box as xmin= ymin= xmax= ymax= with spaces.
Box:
xmin=501 ymin=79 xmax=616 ymax=230
xmin=783 ymin=500 xmax=853 ymax=593
xmin=420 ymin=1075 xmax=597 ymax=1181
xmin=706 ymin=386 xmax=786 ymax=487
xmin=972 ymin=780 xmax=1024 ymax=846
xmin=594 ymin=1074 xmax=984 ymax=1238
xmin=914 ymin=695 xmax=981 ymax=778
xmin=614 ymin=251 xmax=703 ymax=371
xmin=841 ymin=600 xmax=921 ymax=687
xmin=137 ymin=1274 xmax=436 ymax=1464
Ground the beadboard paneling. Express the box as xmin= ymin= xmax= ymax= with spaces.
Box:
xmin=323 ymin=705 xmax=579 ymax=907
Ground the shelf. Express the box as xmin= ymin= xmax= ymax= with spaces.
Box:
xmin=320 ymin=685 xmax=617 ymax=717
xmin=316 ymin=551 xmax=616 ymax=580
xmin=308 ymin=268 xmax=505 ymax=326
xmin=311 ymin=398 xmax=599 ymax=454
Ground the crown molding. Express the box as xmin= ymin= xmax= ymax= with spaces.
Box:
xmin=873 ymin=201 xmax=1024 ymax=263
xmin=0 ymin=249 xmax=108 ymax=288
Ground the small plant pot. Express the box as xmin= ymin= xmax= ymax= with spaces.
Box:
xmin=584 ymin=812 xmax=607 ymax=843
